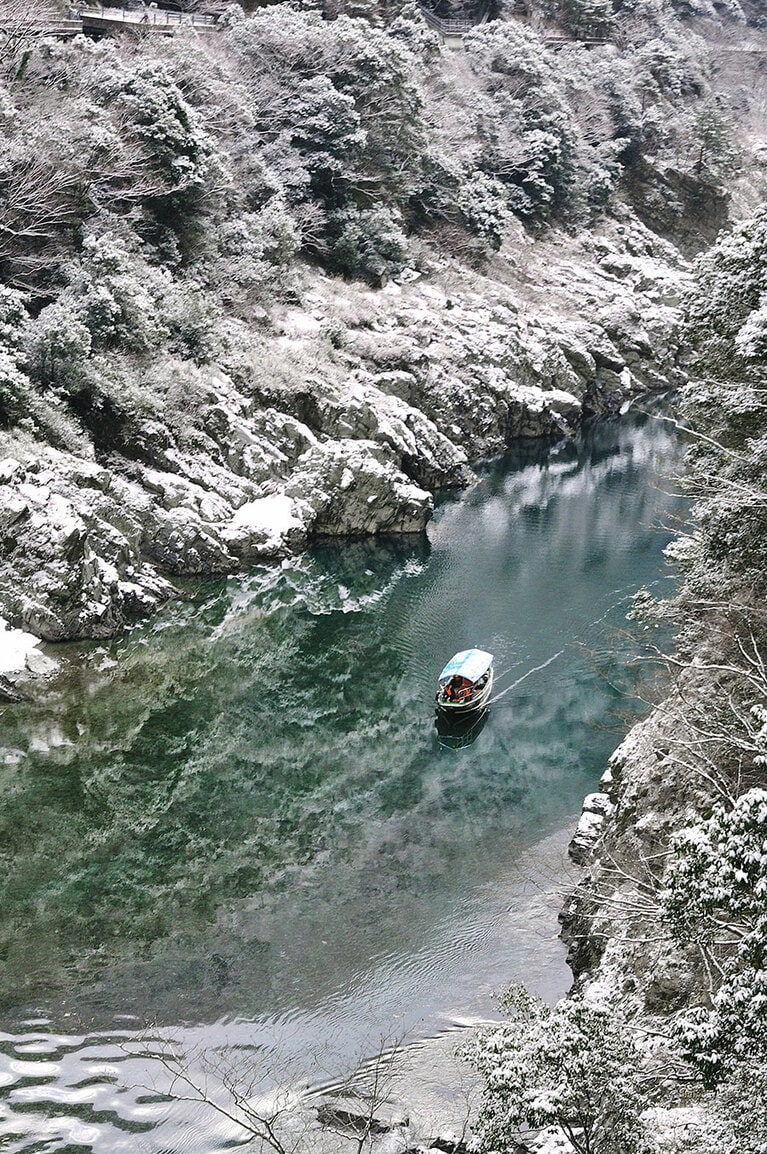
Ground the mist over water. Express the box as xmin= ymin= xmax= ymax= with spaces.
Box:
xmin=0 ymin=409 xmax=684 ymax=1152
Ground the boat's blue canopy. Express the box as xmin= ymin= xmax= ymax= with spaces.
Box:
xmin=439 ymin=649 xmax=493 ymax=683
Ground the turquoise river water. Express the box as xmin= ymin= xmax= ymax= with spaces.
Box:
xmin=0 ymin=409 xmax=684 ymax=1152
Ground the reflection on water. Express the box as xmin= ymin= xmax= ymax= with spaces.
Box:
xmin=0 ymin=410 xmax=685 ymax=1152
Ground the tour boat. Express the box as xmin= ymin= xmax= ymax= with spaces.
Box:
xmin=435 ymin=648 xmax=494 ymax=713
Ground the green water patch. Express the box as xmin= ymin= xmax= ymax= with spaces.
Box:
xmin=0 ymin=411 xmax=684 ymax=1030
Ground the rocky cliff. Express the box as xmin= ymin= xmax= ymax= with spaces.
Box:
xmin=0 ymin=216 xmax=687 ymax=643
xmin=4 ymin=0 xmax=764 ymax=650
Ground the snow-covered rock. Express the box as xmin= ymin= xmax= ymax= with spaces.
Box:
xmin=0 ymin=449 xmax=176 ymax=640
xmin=286 ymin=440 xmax=433 ymax=536
xmin=307 ymin=376 xmax=472 ymax=490
xmin=24 ymin=648 xmax=57 ymax=677
xmin=223 ymin=494 xmax=309 ymax=559
xmin=0 ymin=616 xmax=42 ymax=674
xmin=568 ymin=793 xmax=614 ymax=864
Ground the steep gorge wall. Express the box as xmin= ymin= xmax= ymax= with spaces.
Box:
xmin=1 ymin=0 xmax=765 ymax=658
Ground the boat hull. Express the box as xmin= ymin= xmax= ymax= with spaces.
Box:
xmin=435 ymin=705 xmax=489 ymax=750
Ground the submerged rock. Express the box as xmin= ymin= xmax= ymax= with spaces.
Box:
xmin=315 ymin=1095 xmax=409 ymax=1135
xmin=0 ymin=673 xmax=21 ymax=703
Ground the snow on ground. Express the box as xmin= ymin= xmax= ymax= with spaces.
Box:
xmin=225 ymin=493 xmax=307 ymax=554
xmin=0 ymin=616 xmax=42 ymax=673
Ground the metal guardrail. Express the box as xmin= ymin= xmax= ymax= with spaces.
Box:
xmin=74 ymin=5 xmax=217 ymax=28
xmin=420 ymin=11 xmax=474 ymax=33
xmin=543 ymin=33 xmax=610 ymax=46
xmin=418 ymin=5 xmax=611 ymax=43
xmin=42 ymin=19 xmax=84 ymax=33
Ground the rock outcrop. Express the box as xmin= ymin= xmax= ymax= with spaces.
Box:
xmin=0 ymin=435 xmax=432 ymax=640
xmin=559 ymin=673 xmax=722 ymax=1025
xmin=568 ymin=790 xmax=614 ymax=865
xmin=0 ymin=216 xmax=689 ymax=644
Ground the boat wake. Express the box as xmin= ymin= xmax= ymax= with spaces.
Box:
xmin=488 ymin=648 xmax=567 ymax=704
xmin=486 ymin=579 xmax=661 ymax=707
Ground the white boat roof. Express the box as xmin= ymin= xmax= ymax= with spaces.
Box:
xmin=439 ymin=649 xmax=493 ymax=683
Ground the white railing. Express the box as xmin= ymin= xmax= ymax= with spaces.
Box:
xmin=419 ymin=4 xmax=490 ymax=34
xmin=75 ymin=5 xmax=217 ymax=28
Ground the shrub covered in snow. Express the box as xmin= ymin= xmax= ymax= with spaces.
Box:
xmin=329 ymin=203 xmax=409 ymax=282
xmin=461 ymin=985 xmax=656 ymax=1154
xmin=684 ymin=207 xmax=767 ymax=378
xmin=662 ymin=789 xmax=767 ymax=1084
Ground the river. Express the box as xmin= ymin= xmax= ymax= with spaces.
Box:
xmin=0 ymin=408 xmax=684 ymax=1152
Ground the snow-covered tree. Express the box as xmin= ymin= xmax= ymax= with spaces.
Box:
xmin=0 ymin=284 xmax=27 ymax=352
xmin=66 ymin=228 xmax=171 ymax=354
xmin=662 ymin=789 xmax=767 ymax=1084
xmin=0 ymin=0 xmax=58 ymax=75
xmin=684 ymin=207 xmax=767 ymax=378
xmin=0 ymin=348 xmax=30 ymax=425
xmin=461 ymin=985 xmax=655 ymax=1154
xmin=564 ymin=0 xmax=615 ymax=37
xmin=24 ymin=300 xmax=92 ymax=390
xmin=457 ymin=170 xmax=510 ymax=248
xmin=329 ymin=203 xmax=408 ymax=283
xmin=91 ymin=55 xmax=214 ymax=211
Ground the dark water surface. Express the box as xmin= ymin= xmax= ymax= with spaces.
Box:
xmin=0 ymin=410 xmax=684 ymax=1152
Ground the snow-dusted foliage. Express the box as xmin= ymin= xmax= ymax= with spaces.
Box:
xmin=650 ymin=205 xmax=767 ymax=632
xmin=67 ymin=230 xmax=172 ymax=354
xmin=606 ymin=195 xmax=767 ymax=1150
xmin=685 ymin=207 xmax=767 ymax=377
xmin=563 ymin=0 xmax=615 ymax=37
xmin=462 ymin=22 xmax=584 ymax=222
xmin=662 ymin=790 xmax=767 ymax=1083
xmin=24 ymin=301 xmax=93 ymax=391
xmin=456 ymin=170 xmax=511 ymax=248
xmin=91 ymin=55 xmax=214 ymax=201
xmin=713 ymin=1065 xmax=767 ymax=1154
xmin=329 ymin=203 xmax=408 ymax=281
xmin=0 ymin=348 xmax=30 ymax=425
xmin=634 ymin=204 xmax=767 ymax=1108
xmin=461 ymin=985 xmax=655 ymax=1154
xmin=0 ymin=285 xmax=26 ymax=351
xmin=224 ymin=5 xmax=430 ymax=257
xmin=0 ymin=285 xmax=30 ymax=422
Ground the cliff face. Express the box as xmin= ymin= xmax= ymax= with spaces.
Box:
xmin=0 ymin=218 xmax=687 ymax=641
xmin=563 ymin=702 xmax=705 ymax=1000
xmin=557 ymin=214 xmax=767 ymax=1152
xmin=0 ymin=0 xmax=765 ymax=654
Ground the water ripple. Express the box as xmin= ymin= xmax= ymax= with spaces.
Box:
xmin=0 ymin=411 xmax=686 ymax=1154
